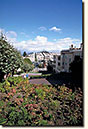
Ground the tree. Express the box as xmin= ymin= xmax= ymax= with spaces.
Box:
xmin=69 ymin=56 xmax=83 ymax=89
xmin=23 ymin=51 xmax=27 ymax=57
xmin=23 ymin=58 xmax=32 ymax=65
xmin=69 ymin=56 xmax=83 ymax=74
xmin=22 ymin=58 xmax=34 ymax=72
xmin=0 ymin=34 xmax=23 ymax=81
xmin=35 ymin=53 xmax=37 ymax=62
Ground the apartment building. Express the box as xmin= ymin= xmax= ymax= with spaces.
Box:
xmin=27 ymin=52 xmax=56 ymax=68
xmin=50 ymin=43 xmax=83 ymax=73
xmin=61 ymin=44 xmax=82 ymax=72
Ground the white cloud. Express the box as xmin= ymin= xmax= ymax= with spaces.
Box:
xmin=0 ymin=28 xmax=81 ymax=52
xmin=53 ymin=39 xmax=57 ymax=41
xmin=49 ymin=26 xmax=61 ymax=32
xmin=13 ymin=36 xmax=81 ymax=52
xmin=38 ymin=26 xmax=47 ymax=31
xmin=55 ymin=38 xmax=81 ymax=50
xmin=35 ymin=36 xmax=47 ymax=45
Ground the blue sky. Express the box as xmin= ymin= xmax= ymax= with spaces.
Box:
xmin=0 ymin=0 xmax=82 ymax=53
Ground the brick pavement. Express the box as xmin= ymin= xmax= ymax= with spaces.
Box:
xmin=29 ymin=78 xmax=51 ymax=85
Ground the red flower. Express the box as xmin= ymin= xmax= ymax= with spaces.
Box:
xmin=8 ymin=92 xmax=14 ymax=96
xmin=8 ymin=93 xmax=11 ymax=96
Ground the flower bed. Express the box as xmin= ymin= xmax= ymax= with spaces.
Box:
xmin=0 ymin=77 xmax=83 ymax=126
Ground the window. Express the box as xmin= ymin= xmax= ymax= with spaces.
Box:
xmin=58 ymin=62 xmax=60 ymax=66
xmin=65 ymin=55 xmax=67 ymax=58
xmin=54 ymin=60 xmax=56 ymax=63
xmin=54 ymin=55 xmax=56 ymax=59
xmin=69 ymin=58 xmax=71 ymax=62
xmin=58 ymin=56 xmax=60 ymax=60
xmin=62 ymin=62 xmax=64 ymax=65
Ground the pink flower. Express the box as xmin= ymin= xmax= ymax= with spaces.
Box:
xmin=31 ymin=112 xmax=36 ymax=116
xmin=29 ymin=104 xmax=33 ymax=107
xmin=12 ymin=88 xmax=16 ymax=93
xmin=33 ymin=104 xmax=38 ymax=108
xmin=29 ymin=107 xmax=33 ymax=111
xmin=25 ymin=104 xmax=29 ymax=107
xmin=69 ymin=89 xmax=72 ymax=92
xmin=35 ymin=96 xmax=37 ymax=98
xmin=20 ymin=98 xmax=23 ymax=102
xmin=17 ymin=102 xmax=21 ymax=105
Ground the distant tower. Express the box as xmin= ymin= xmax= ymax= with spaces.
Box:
xmin=70 ymin=44 xmax=73 ymax=50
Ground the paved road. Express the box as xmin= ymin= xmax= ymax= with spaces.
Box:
xmin=29 ymin=78 xmax=51 ymax=85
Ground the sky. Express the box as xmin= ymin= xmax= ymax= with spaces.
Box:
xmin=0 ymin=0 xmax=82 ymax=53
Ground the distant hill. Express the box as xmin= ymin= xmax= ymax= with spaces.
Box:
xmin=28 ymin=51 xmax=50 ymax=54
xmin=28 ymin=52 xmax=34 ymax=54
xmin=39 ymin=51 xmax=49 ymax=53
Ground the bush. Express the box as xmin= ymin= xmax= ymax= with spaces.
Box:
xmin=0 ymin=77 xmax=83 ymax=126
xmin=22 ymin=63 xmax=34 ymax=72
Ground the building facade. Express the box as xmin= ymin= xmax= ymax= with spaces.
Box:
xmin=52 ymin=55 xmax=61 ymax=73
xmin=49 ymin=44 xmax=83 ymax=73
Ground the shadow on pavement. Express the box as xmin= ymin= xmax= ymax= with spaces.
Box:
xmin=38 ymin=71 xmax=83 ymax=91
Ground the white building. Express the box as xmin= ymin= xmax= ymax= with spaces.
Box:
xmin=27 ymin=52 xmax=56 ymax=68
xmin=28 ymin=53 xmax=35 ymax=62
xmin=61 ymin=44 xmax=82 ymax=72
xmin=36 ymin=53 xmax=44 ymax=61
xmin=49 ymin=44 xmax=83 ymax=73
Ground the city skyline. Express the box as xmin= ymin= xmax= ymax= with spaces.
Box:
xmin=0 ymin=0 xmax=82 ymax=53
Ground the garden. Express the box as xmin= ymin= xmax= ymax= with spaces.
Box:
xmin=0 ymin=33 xmax=83 ymax=126
xmin=0 ymin=76 xmax=83 ymax=126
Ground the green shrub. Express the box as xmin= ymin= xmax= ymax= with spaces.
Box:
xmin=0 ymin=77 xmax=83 ymax=126
xmin=23 ymin=58 xmax=32 ymax=65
